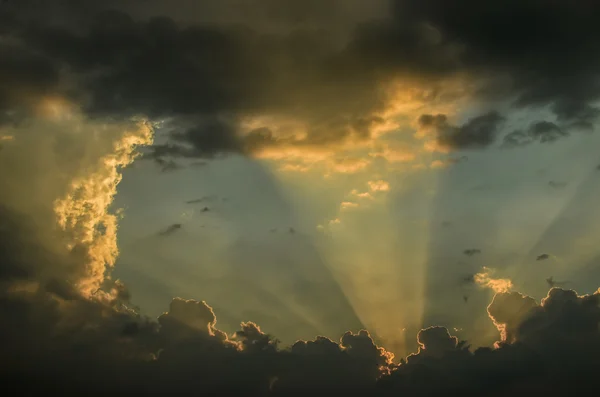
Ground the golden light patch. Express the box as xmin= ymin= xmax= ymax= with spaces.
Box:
xmin=368 ymin=180 xmax=390 ymax=192
xmin=340 ymin=201 xmax=359 ymax=211
xmin=430 ymin=160 xmax=447 ymax=169
xmin=279 ymin=163 xmax=312 ymax=173
xmin=240 ymin=76 xmax=471 ymax=177
xmin=331 ymin=157 xmax=371 ymax=173
xmin=422 ymin=139 xmax=451 ymax=154
xmin=350 ymin=190 xmax=374 ymax=200
xmin=35 ymin=96 xmax=76 ymax=120
xmin=474 ymin=267 xmax=513 ymax=293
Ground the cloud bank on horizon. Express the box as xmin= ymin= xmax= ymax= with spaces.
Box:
xmin=1 ymin=0 xmax=600 ymax=395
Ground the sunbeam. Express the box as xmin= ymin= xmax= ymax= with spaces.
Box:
xmin=3 ymin=2 xmax=600 ymax=395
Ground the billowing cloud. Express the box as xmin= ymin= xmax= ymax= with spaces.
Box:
xmin=2 ymin=2 xmax=600 ymax=396
xmin=1 ymin=107 xmax=599 ymax=393
xmin=0 ymin=100 xmax=152 ymax=297
xmin=2 ymin=0 xmax=597 ymax=175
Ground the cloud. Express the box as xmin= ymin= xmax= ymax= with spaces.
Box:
xmin=0 ymin=101 xmax=152 ymax=297
xmin=350 ymin=190 xmax=373 ymax=199
xmin=2 ymin=2 xmax=600 ymax=395
xmin=2 ymin=193 xmax=600 ymax=396
xmin=503 ymin=121 xmax=570 ymax=147
xmin=340 ymin=201 xmax=359 ymax=211
xmin=417 ymin=111 xmax=505 ymax=151
xmin=3 ymin=0 xmax=597 ymax=174
xmin=474 ymin=267 xmax=513 ymax=293
xmin=368 ymin=180 xmax=390 ymax=192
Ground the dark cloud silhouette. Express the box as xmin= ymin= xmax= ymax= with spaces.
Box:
xmin=2 ymin=190 xmax=600 ymax=395
xmin=2 ymin=1 xmax=600 ymax=395
xmin=418 ymin=112 xmax=505 ymax=150
xmin=1 ymin=0 xmax=598 ymax=162
xmin=504 ymin=121 xmax=570 ymax=148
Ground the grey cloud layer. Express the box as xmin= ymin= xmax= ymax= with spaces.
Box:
xmin=2 ymin=0 xmax=600 ymax=159
xmin=2 ymin=1 xmax=600 ymax=395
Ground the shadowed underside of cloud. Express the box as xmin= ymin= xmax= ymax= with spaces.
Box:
xmin=1 ymin=1 xmax=600 ymax=396
xmin=417 ymin=111 xmax=506 ymax=150
xmin=1 ymin=0 xmax=600 ymax=165
xmin=0 ymin=108 xmax=599 ymax=396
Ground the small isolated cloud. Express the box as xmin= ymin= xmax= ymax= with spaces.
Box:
xmin=279 ymin=163 xmax=312 ymax=173
xmin=417 ymin=112 xmax=505 ymax=151
xmin=474 ymin=267 xmax=513 ymax=293
xmin=340 ymin=201 xmax=360 ymax=211
xmin=368 ymin=180 xmax=390 ymax=192
xmin=351 ymin=190 xmax=374 ymax=200
xmin=503 ymin=121 xmax=570 ymax=147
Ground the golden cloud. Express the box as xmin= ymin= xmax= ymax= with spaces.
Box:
xmin=474 ymin=267 xmax=513 ymax=293
xmin=0 ymin=97 xmax=153 ymax=298
xmin=368 ymin=180 xmax=390 ymax=192
xmin=340 ymin=201 xmax=360 ymax=211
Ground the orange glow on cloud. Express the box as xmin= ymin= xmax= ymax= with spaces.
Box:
xmin=430 ymin=160 xmax=447 ymax=169
xmin=242 ymin=77 xmax=469 ymax=177
xmin=340 ymin=201 xmax=359 ymax=211
xmin=474 ymin=267 xmax=513 ymax=293
xmin=330 ymin=157 xmax=371 ymax=173
xmin=368 ymin=180 xmax=390 ymax=192
xmin=351 ymin=190 xmax=374 ymax=200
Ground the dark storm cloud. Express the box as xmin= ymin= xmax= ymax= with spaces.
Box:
xmin=503 ymin=121 xmax=570 ymax=147
xmin=0 ymin=38 xmax=61 ymax=125
xmin=2 ymin=0 xmax=599 ymax=161
xmin=2 ymin=194 xmax=600 ymax=395
xmin=396 ymin=0 xmax=600 ymax=119
xmin=418 ymin=112 xmax=505 ymax=149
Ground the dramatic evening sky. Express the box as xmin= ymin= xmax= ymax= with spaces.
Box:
xmin=1 ymin=1 xmax=600 ymax=396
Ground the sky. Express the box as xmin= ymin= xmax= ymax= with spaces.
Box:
xmin=1 ymin=0 xmax=600 ymax=396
